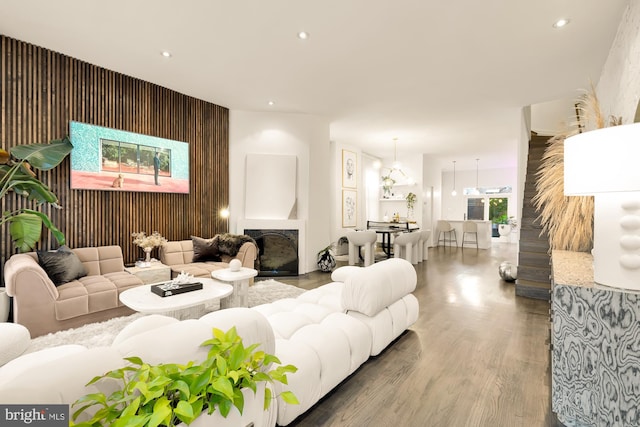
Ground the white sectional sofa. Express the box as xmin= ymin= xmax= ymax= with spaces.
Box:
xmin=0 ymin=258 xmax=419 ymax=426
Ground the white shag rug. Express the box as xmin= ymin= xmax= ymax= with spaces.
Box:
xmin=26 ymin=279 xmax=305 ymax=354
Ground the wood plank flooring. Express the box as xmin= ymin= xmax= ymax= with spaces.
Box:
xmin=276 ymin=243 xmax=561 ymax=427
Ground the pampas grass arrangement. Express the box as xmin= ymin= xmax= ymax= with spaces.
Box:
xmin=532 ymin=85 xmax=621 ymax=252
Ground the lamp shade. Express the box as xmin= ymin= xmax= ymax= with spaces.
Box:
xmin=564 ymin=123 xmax=640 ymax=195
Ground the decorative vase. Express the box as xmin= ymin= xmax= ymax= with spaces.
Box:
xmin=317 ymin=250 xmax=336 ymax=272
xmin=143 ymin=247 xmax=152 ymax=263
xmin=498 ymin=224 xmax=511 ymax=237
xmin=407 ymin=207 xmax=414 ymax=220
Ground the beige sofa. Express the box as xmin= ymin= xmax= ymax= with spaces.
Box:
xmin=4 ymin=246 xmax=143 ymax=338
xmin=160 ymin=238 xmax=258 ymax=278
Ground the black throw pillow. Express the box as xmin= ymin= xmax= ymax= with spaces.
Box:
xmin=191 ymin=235 xmax=222 ymax=262
xmin=37 ymin=246 xmax=88 ymax=286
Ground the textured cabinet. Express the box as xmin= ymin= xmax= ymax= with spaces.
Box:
xmin=551 ymin=250 xmax=640 ymax=427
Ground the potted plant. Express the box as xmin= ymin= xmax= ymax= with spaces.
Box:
xmin=381 ymin=175 xmax=395 ymax=199
xmin=497 ymin=215 xmax=511 ymax=237
xmin=317 ymin=243 xmax=337 ymax=272
xmin=0 ymin=137 xmax=73 ymax=252
xmin=405 ymin=192 xmax=417 ymax=220
xmin=70 ymin=326 xmax=298 ymax=427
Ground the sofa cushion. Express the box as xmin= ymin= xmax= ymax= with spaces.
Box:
xmin=73 ymin=246 xmax=125 ymax=275
xmin=37 ymin=246 xmax=88 ymax=286
xmin=342 ymin=258 xmax=416 ymax=317
xmin=191 ymin=235 xmax=222 ymax=262
xmin=0 ymin=344 xmax=86 ymax=386
xmin=166 ymin=261 xmax=228 ymax=278
xmin=0 ymin=323 xmax=31 ymax=366
xmin=330 ymin=266 xmax=361 ymax=282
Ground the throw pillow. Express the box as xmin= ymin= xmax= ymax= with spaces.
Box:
xmin=37 ymin=246 xmax=88 ymax=286
xmin=191 ymin=235 xmax=221 ymax=262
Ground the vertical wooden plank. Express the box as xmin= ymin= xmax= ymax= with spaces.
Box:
xmin=0 ymin=34 xmax=229 ymax=279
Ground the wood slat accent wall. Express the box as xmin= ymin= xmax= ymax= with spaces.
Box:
xmin=0 ymin=35 xmax=229 ymax=274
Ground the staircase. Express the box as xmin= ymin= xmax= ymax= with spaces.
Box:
xmin=516 ymin=133 xmax=551 ymax=300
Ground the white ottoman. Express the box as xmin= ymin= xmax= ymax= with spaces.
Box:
xmin=0 ymin=323 xmax=31 ymax=366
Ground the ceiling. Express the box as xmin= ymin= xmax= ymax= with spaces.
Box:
xmin=0 ymin=0 xmax=629 ymax=171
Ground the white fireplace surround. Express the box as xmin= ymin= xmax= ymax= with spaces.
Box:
xmin=237 ymin=219 xmax=306 ymax=275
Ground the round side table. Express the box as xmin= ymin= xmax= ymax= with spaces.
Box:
xmin=212 ymin=268 xmax=258 ymax=308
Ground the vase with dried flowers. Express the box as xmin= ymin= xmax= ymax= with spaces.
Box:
xmin=131 ymin=231 xmax=167 ymax=264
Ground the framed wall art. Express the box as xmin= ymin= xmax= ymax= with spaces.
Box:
xmin=342 ymin=149 xmax=357 ymax=188
xmin=342 ymin=189 xmax=357 ymax=227
xmin=69 ymin=121 xmax=190 ymax=193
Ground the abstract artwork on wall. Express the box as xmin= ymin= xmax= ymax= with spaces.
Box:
xmin=342 ymin=150 xmax=357 ymax=188
xmin=342 ymin=189 xmax=357 ymax=227
xmin=69 ymin=121 xmax=190 ymax=193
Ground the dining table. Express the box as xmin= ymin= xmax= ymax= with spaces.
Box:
xmin=365 ymin=220 xmax=420 ymax=258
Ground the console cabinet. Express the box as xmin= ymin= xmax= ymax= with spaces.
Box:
xmin=551 ymin=250 xmax=640 ymax=426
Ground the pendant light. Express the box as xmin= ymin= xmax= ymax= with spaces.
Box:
xmin=451 ymin=161 xmax=457 ymax=196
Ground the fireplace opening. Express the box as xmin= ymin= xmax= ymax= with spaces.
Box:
xmin=244 ymin=229 xmax=299 ymax=277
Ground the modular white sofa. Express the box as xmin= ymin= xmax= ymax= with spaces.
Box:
xmin=0 ymin=258 xmax=419 ymax=426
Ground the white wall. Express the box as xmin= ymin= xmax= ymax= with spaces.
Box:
xmin=229 ymin=111 xmax=331 ymax=273
xmin=422 ymin=155 xmax=443 ymax=245
xmin=598 ymin=0 xmax=640 ymax=124
xmin=441 ymin=167 xmax=518 ymax=221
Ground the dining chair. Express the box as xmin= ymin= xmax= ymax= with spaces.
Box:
xmin=346 ymin=230 xmax=377 ymax=266
xmin=417 ymin=229 xmax=432 ymax=261
xmin=393 ymin=232 xmax=421 ymax=264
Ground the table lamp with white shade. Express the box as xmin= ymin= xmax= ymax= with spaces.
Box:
xmin=564 ymin=122 xmax=640 ymax=290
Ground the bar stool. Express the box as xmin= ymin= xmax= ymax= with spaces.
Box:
xmin=393 ymin=232 xmax=421 ymax=264
xmin=346 ymin=230 xmax=377 ymax=266
xmin=436 ymin=220 xmax=457 ymax=247
xmin=462 ymin=220 xmax=479 ymax=249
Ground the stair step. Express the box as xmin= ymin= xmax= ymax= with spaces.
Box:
xmin=518 ymin=251 xmax=551 ymax=268
xmin=520 ymin=217 xmax=543 ymax=228
xmin=521 ymin=228 xmax=549 ymax=240
xmin=515 ymin=279 xmax=551 ymax=301
xmin=519 ymin=240 xmax=550 ymax=254
xmin=518 ymin=265 xmax=551 ymax=282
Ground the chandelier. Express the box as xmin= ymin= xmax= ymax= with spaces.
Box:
xmin=381 ymin=138 xmax=410 ymax=186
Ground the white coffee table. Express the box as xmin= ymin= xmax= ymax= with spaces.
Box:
xmin=119 ymin=278 xmax=233 ymax=319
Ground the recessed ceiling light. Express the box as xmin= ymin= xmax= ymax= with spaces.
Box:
xmin=161 ymin=50 xmax=172 ymax=58
xmin=297 ymin=31 xmax=309 ymax=40
xmin=268 ymin=101 xmax=274 ymax=106
xmin=553 ymin=18 xmax=570 ymax=28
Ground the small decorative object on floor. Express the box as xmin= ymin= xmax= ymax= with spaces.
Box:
xmin=132 ymin=231 xmax=167 ymax=264
xmin=317 ymin=244 xmax=336 ymax=272
xmin=499 ymin=261 xmax=517 ymax=282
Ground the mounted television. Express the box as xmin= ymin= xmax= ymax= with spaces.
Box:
xmin=69 ymin=121 xmax=189 ymax=193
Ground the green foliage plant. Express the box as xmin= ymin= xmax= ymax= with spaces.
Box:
xmin=70 ymin=327 xmax=298 ymax=427
xmin=405 ymin=192 xmax=417 ymax=210
xmin=0 ymin=137 xmax=73 ymax=252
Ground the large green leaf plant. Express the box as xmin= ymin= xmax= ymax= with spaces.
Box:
xmin=71 ymin=327 xmax=298 ymax=427
xmin=0 ymin=137 xmax=73 ymax=252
